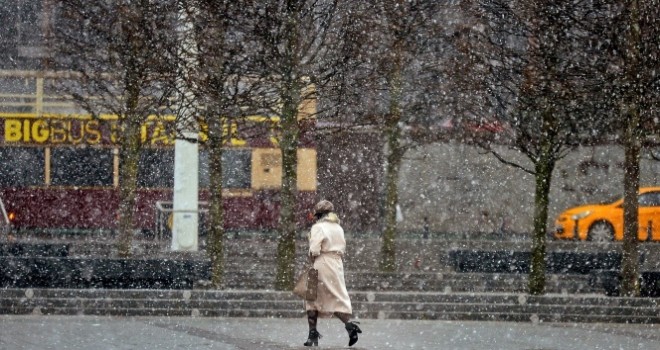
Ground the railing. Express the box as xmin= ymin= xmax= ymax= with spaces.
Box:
xmin=0 ymin=69 xmax=83 ymax=114
xmin=154 ymin=201 xmax=209 ymax=241
xmin=0 ymin=196 xmax=10 ymax=237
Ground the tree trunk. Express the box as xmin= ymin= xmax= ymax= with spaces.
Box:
xmin=116 ymin=116 xmax=141 ymax=257
xmin=275 ymin=96 xmax=300 ymax=290
xmin=528 ymin=142 xmax=554 ymax=295
xmin=380 ymin=66 xmax=403 ymax=272
xmin=619 ymin=0 xmax=642 ymax=297
xmin=207 ymin=115 xmax=225 ymax=288
xmin=620 ymin=113 xmax=641 ymax=297
xmin=273 ymin=2 xmax=304 ymax=291
xmin=116 ymin=79 xmax=142 ymax=257
xmin=380 ymin=138 xmax=403 ymax=272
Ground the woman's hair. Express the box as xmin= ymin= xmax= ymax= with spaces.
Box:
xmin=313 ymin=200 xmax=334 ymax=221
xmin=314 ymin=200 xmax=334 ymax=214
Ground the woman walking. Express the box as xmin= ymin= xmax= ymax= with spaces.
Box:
xmin=303 ymin=200 xmax=362 ymax=347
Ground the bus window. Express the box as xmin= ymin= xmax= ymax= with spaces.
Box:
xmin=0 ymin=147 xmax=44 ymax=187
xmin=51 ymin=147 xmax=113 ymax=187
xmin=137 ymin=149 xmax=174 ymax=188
xmin=199 ymin=149 xmax=252 ymax=189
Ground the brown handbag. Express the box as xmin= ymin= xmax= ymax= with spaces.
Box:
xmin=293 ymin=267 xmax=318 ymax=301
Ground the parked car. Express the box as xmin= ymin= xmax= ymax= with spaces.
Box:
xmin=554 ymin=186 xmax=660 ymax=242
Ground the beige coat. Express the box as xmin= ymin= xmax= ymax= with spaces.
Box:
xmin=304 ymin=213 xmax=352 ymax=316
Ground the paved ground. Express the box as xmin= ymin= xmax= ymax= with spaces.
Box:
xmin=1 ymin=316 xmax=659 ymax=350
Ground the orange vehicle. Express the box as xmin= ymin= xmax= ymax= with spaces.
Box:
xmin=554 ymin=186 xmax=660 ymax=242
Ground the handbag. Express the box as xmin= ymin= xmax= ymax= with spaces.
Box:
xmin=293 ymin=266 xmax=318 ymax=301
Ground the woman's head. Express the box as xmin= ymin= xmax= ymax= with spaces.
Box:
xmin=314 ymin=199 xmax=334 ymax=220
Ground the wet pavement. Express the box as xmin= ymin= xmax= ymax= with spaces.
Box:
xmin=1 ymin=315 xmax=659 ymax=350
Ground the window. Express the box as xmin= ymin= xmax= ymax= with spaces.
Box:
xmin=0 ymin=147 xmax=44 ymax=187
xmin=0 ymin=0 xmax=44 ymax=70
xmin=137 ymin=149 xmax=174 ymax=188
xmin=199 ymin=149 xmax=251 ymax=189
xmin=51 ymin=147 xmax=113 ymax=186
xmin=639 ymin=192 xmax=660 ymax=207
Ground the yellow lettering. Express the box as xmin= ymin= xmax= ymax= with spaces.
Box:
xmin=270 ymin=135 xmax=279 ymax=146
xmin=4 ymin=119 xmax=22 ymax=142
xmin=150 ymin=121 xmax=171 ymax=145
xmin=229 ymin=122 xmax=246 ymax=146
xmin=23 ymin=120 xmax=31 ymax=142
xmin=141 ymin=121 xmax=149 ymax=144
xmin=148 ymin=121 xmax=161 ymax=144
xmin=151 ymin=135 xmax=170 ymax=146
xmin=50 ymin=120 xmax=67 ymax=143
xmin=151 ymin=135 xmax=171 ymax=146
xmin=269 ymin=121 xmax=280 ymax=146
xmin=68 ymin=120 xmax=84 ymax=145
xmin=85 ymin=120 xmax=101 ymax=144
xmin=31 ymin=119 xmax=49 ymax=143
xmin=198 ymin=121 xmax=208 ymax=143
xmin=110 ymin=121 xmax=120 ymax=144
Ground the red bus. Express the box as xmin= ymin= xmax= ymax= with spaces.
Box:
xmin=0 ymin=112 xmax=317 ymax=235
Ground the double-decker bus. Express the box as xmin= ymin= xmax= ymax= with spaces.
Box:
xmin=0 ymin=111 xmax=317 ymax=235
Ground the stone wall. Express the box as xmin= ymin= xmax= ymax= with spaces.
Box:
xmin=317 ymin=134 xmax=660 ymax=235
xmin=398 ymin=143 xmax=660 ymax=234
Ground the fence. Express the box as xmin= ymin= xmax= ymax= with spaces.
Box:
xmin=154 ymin=201 xmax=209 ymax=240
xmin=0 ymin=196 xmax=10 ymax=237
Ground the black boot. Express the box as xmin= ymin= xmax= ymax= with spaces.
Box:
xmin=303 ymin=329 xmax=322 ymax=347
xmin=345 ymin=321 xmax=362 ymax=347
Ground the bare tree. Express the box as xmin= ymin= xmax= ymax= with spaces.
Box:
xmin=333 ymin=0 xmax=461 ymax=272
xmin=240 ymin=0 xmax=361 ymax=290
xmin=459 ymin=0 xmax=616 ymax=294
xmin=560 ymin=0 xmax=660 ymax=297
xmin=48 ymin=0 xmax=179 ymax=256
xmin=175 ymin=0 xmax=255 ymax=288
xmin=602 ymin=0 xmax=660 ymax=296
